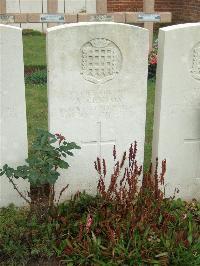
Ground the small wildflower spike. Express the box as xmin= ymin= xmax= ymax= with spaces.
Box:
xmin=86 ymin=214 xmax=93 ymax=233
xmin=113 ymin=145 xmax=117 ymax=160
xmin=97 ymin=157 xmax=101 ymax=175
xmin=103 ymin=159 xmax=107 ymax=177
xmin=120 ymin=152 xmax=126 ymax=169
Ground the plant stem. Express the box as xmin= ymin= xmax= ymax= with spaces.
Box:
xmin=8 ymin=176 xmax=31 ymax=204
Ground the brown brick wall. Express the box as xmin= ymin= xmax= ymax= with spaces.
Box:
xmin=181 ymin=0 xmax=200 ymax=22
xmin=107 ymin=0 xmax=143 ymax=12
xmin=107 ymin=0 xmax=200 ymax=23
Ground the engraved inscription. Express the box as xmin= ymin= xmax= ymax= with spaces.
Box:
xmin=191 ymin=42 xmax=200 ymax=80
xmin=90 ymin=15 xmax=114 ymax=22
xmin=0 ymin=15 xmax=14 ymax=23
xmin=137 ymin=13 xmax=161 ymax=22
xmin=40 ymin=14 xmax=65 ymax=23
xmin=81 ymin=38 xmax=122 ymax=84
xmin=59 ymin=88 xmax=132 ymax=119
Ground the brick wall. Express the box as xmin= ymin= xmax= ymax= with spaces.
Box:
xmin=107 ymin=0 xmax=143 ymax=12
xmin=107 ymin=0 xmax=200 ymax=23
xmin=154 ymin=0 xmax=183 ymax=23
xmin=182 ymin=0 xmax=200 ymax=22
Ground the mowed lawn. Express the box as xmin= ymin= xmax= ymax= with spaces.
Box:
xmin=23 ymin=32 xmax=47 ymax=147
xmin=23 ymin=32 xmax=155 ymax=170
xmin=23 ymin=31 xmax=46 ymax=67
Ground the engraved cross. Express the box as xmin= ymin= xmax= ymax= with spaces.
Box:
xmin=184 ymin=138 xmax=200 ymax=180
xmin=81 ymin=122 xmax=116 ymax=157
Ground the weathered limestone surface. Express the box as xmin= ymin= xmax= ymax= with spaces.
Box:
xmin=20 ymin=0 xmax=43 ymax=31
xmin=0 ymin=25 xmax=28 ymax=206
xmin=152 ymin=23 xmax=200 ymax=200
xmin=47 ymin=22 xmax=149 ymax=199
xmin=64 ymin=0 xmax=96 ymax=13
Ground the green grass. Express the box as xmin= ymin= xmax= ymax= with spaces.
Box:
xmin=0 ymin=196 xmax=199 ymax=265
xmin=23 ymin=32 xmax=46 ymax=67
xmin=25 ymin=84 xmax=48 ymax=148
xmin=23 ymin=32 xmax=156 ymax=168
xmin=144 ymin=79 xmax=156 ymax=170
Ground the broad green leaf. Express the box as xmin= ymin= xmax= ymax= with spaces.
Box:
xmin=67 ymin=142 xmax=81 ymax=150
xmin=66 ymin=151 xmax=74 ymax=156
xmin=59 ymin=161 xmax=70 ymax=169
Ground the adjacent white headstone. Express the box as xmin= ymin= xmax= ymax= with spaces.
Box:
xmin=47 ymin=22 xmax=149 ymax=198
xmin=6 ymin=0 xmax=20 ymax=13
xmin=86 ymin=0 xmax=96 ymax=13
xmin=65 ymin=0 xmax=86 ymax=13
xmin=65 ymin=0 xmax=96 ymax=13
xmin=152 ymin=23 xmax=200 ymax=200
xmin=2 ymin=0 xmax=20 ymax=28
xmin=0 ymin=25 xmax=28 ymax=207
xmin=20 ymin=0 xmax=43 ymax=31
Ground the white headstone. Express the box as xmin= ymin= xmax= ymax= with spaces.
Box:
xmin=6 ymin=0 xmax=20 ymax=13
xmin=152 ymin=23 xmax=200 ymax=200
xmin=0 ymin=25 xmax=28 ymax=206
xmin=47 ymin=22 xmax=149 ymax=198
xmin=20 ymin=0 xmax=43 ymax=31
xmin=65 ymin=0 xmax=96 ymax=13
xmin=2 ymin=0 xmax=20 ymax=28
xmin=86 ymin=0 xmax=96 ymax=13
xmin=65 ymin=0 xmax=86 ymax=13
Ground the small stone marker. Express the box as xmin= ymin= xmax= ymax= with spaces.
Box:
xmin=152 ymin=23 xmax=200 ymax=201
xmin=0 ymin=25 xmax=28 ymax=207
xmin=47 ymin=22 xmax=149 ymax=198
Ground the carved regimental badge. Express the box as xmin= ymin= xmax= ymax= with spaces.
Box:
xmin=81 ymin=38 xmax=122 ymax=84
xmin=191 ymin=42 xmax=200 ymax=80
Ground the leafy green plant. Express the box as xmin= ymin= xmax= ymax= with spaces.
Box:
xmin=0 ymin=195 xmax=199 ymax=265
xmin=0 ymin=142 xmax=199 ymax=265
xmin=25 ymin=69 xmax=47 ymax=84
xmin=0 ymin=204 xmax=58 ymax=265
xmin=0 ymin=129 xmax=80 ymax=220
xmin=53 ymin=144 xmax=200 ymax=265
